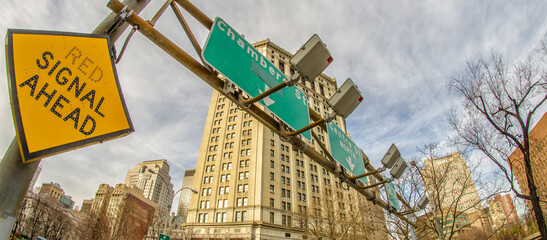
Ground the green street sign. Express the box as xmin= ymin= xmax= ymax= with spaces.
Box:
xmin=202 ymin=17 xmax=311 ymax=141
xmin=159 ymin=233 xmax=170 ymax=240
xmin=386 ymin=181 xmax=400 ymax=211
xmin=326 ymin=122 xmax=367 ymax=184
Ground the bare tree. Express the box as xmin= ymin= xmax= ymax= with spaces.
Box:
xmin=298 ymin=191 xmax=385 ymax=240
xmin=405 ymin=143 xmax=506 ymax=240
xmin=447 ymin=35 xmax=547 ymax=237
xmin=11 ymin=193 xmax=75 ymax=239
xmin=383 ymin=157 xmax=428 ymax=240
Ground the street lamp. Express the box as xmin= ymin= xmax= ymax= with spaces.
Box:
xmin=174 ymin=187 xmax=198 ymax=196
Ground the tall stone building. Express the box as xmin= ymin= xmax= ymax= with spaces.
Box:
xmin=177 ymin=169 xmax=196 ymax=219
xmin=508 ymin=112 xmax=547 ymax=217
xmin=423 ymin=152 xmax=482 ymax=214
xmin=185 ymin=39 xmax=387 ymax=239
xmin=124 ymin=159 xmax=175 ymax=216
xmin=91 ymin=183 xmax=114 ymax=214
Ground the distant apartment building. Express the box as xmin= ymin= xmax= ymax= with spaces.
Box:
xmin=487 ymin=194 xmax=519 ymax=228
xmin=38 ymin=182 xmax=75 ymax=209
xmin=417 ymin=211 xmax=471 ymax=239
xmin=59 ymin=195 xmax=75 ymax=210
xmin=508 ymin=112 xmax=547 ymax=217
xmin=80 ymin=198 xmax=93 ymax=217
xmin=124 ymin=159 xmax=175 ymax=216
xmin=39 ymin=182 xmax=64 ymax=200
xmin=177 ymin=169 xmax=195 ymax=220
xmin=89 ymin=183 xmax=157 ymax=239
xmin=184 ymin=39 xmax=387 ymax=239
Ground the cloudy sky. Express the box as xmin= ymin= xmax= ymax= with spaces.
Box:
xmin=1 ymin=0 xmax=546 ymax=212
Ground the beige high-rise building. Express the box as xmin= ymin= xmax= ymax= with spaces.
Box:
xmin=184 ymin=39 xmax=387 ymax=239
xmin=124 ymin=159 xmax=175 ymax=216
xmin=423 ymin=152 xmax=482 ymax=213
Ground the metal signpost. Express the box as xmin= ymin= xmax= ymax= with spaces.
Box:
xmin=202 ymin=17 xmax=312 ymax=141
xmin=326 ymin=121 xmax=367 ymax=184
xmin=6 ymin=30 xmax=134 ymax=163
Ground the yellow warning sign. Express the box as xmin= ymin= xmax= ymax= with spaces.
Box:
xmin=6 ymin=29 xmax=134 ymax=163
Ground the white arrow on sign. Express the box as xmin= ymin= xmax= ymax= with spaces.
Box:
xmin=258 ymin=85 xmax=275 ymax=106
xmin=346 ymin=155 xmax=355 ymax=171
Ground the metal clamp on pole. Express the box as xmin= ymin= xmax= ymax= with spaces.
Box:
xmin=239 ymin=81 xmax=288 ymax=106
xmin=399 ymin=210 xmax=416 ymax=215
xmin=361 ymin=179 xmax=389 ymax=190
xmin=348 ymin=169 xmax=379 ymax=180
xmin=239 ymin=72 xmax=300 ymax=107
xmin=283 ymin=111 xmax=335 ymax=137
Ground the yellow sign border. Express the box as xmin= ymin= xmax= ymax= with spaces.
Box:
xmin=6 ymin=29 xmax=134 ymax=163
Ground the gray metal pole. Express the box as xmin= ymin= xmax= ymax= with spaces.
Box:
xmin=0 ymin=138 xmax=40 ymax=239
xmin=0 ymin=1 xmax=152 ymax=239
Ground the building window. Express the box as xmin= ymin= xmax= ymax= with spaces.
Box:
xmin=217 ymin=199 xmax=227 ymax=208
xmin=235 ymin=211 xmax=246 ymax=222
xmin=198 ymin=213 xmax=208 ymax=223
xmin=216 ymin=212 xmax=227 ymax=223
xmin=270 ymin=198 xmax=275 ymax=207
xmin=270 ymin=212 xmax=275 ymax=223
xmin=270 ymin=185 xmax=275 ymax=193
xmin=277 ymin=61 xmax=286 ymax=72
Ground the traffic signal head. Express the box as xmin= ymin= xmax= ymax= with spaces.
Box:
xmin=381 ymin=144 xmax=400 ymax=169
xmin=417 ymin=195 xmax=429 ymax=210
xmin=390 ymin=156 xmax=407 ymax=179
xmin=290 ymin=34 xmax=332 ymax=81
xmin=327 ymin=78 xmax=363 ymax=118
